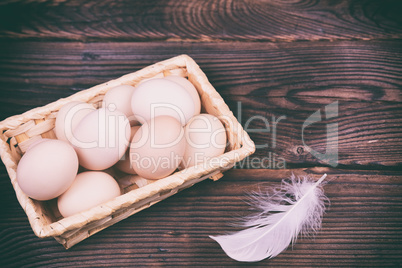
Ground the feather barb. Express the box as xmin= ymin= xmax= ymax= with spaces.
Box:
xmin=210 ymin=174 xmax=328 ymax=262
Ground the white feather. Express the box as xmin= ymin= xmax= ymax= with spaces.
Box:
xmin=210 ymin=174 xmax=328 ymax=262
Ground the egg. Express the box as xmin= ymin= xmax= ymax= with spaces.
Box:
xmin=17 ymin=139 xmax=79 ymax=201
xmin=55 ymin=101 xmax=96 ymax=142
xmin=71 ymin=107 xmax=131 ymax=170
xmin=57 ymin=171 xmax=121 ymax=218
xmin=131 ymin=78 xmax=195 ymax=125
xmin=181 ymin=114 xmax=227 ymax=169
xmin=103 ymin=85 xmax=138 ymax=125
xmin=130 ymin=115 xmax=186 ymax=179
xmin=26 ymin=138 xmax=50 ymax=151
xmin=114 ymin=125 xmax=141 ymax=174
xmin=164 ymin=75 xmax=201 ymax=115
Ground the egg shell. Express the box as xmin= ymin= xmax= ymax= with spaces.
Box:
xmin=55 ymin=101 xmax=96 ymax=142
xmin=164 ymin=75 xmax=201 ymax=115
xmin=131 ymin=78 xmax=195 ymax=125
xmin=114 ymin=125 xmax=141 ymax=174
xmin=71 ymin=107 xmax=131 ymax=170
xmin=130 ymin=115 xmax=186 ymax=180
xmin=26 ymin=138 xmax=51 ymax=152
xmin=17 ymin=139 xmax=79 ymax=201
xmin=103 ymin=85 xmax=138 ymax=125
xmin=57 ymin=171 xmax=121 ymax=218
xmin=181 ymin=114 xmax=227 ymax=169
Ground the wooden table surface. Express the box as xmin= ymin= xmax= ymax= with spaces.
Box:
xmin=1 ymin=0 xmax=402 ymax=267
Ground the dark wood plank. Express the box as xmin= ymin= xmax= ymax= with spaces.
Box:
xmin=0 ymin=41 xmax=401 ymax=169
xmin=0 ymin=0 xmax=401 ymax=41
xmin=1 ymin=167 xmax=401 ymax=266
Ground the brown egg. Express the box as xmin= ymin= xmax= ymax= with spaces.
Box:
xmin=57 ymin=171 xmax=121 ymax=218
xmin=71 ymin=107 xmax=131 ymax=170
xmin=181 ymin=114 xmax=227 ymax=169
xmin=131 ymin=78 xmax=195 ymax=125
xmin=115 ymin=125 xmax=141 ymax=174
xmin=164 ymin=76 xmax=201 ymax=115
xmin=55 ymin=101 xmax=96 ymax=142
xmin=17 ymin=139 xmax=79 ymax=201
xmin=103 ymin=85 xmax=138 ymax=125
xmin=130 ymin=115 xmax=185 ymax=179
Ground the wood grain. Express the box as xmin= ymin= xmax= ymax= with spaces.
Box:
xmin=1 ymin=168 xmax=401 ymax=267
xmin=0 ymin=0 xmax=401 ymax=42
xmin=0 ymin=0 xmax=401 ymax=265
xmin=0 ymin=41 xmax=401 ymax=169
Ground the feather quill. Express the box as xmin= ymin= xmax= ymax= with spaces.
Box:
xmin=210 ymin=173 xmax=328 ymax=262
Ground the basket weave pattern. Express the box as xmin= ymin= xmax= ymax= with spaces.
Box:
xmin=0 ymin=55 xmax=255 ymax=248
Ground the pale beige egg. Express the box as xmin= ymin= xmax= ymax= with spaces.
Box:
xmin=17 ymin=139 xmax=79 ymax=201
xmin=26 ymin=138 xmax=50 ymax=151
xmin=181 ymin=114 xmax=227 ymax=169
xmin=114 ymin=125 xmax=141 ymax=174
xmin=131 ymin=78 xmax=194 ymax=125
xmin=164 ymin=75 xmax=201 ymax=115
xmin=55 ymin=101 xmax=96 ymax=142
xmin=130 ymin=115 xmax=186 ymax=179
xmin=103 ymin=85 xmax=138 ymax=125
xmin=71 ymin=107 xmax=131 ymax=170
xmin=57 ymin=171 xmax=121 ymax=218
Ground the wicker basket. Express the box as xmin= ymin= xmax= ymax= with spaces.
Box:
xmin=0 ymin=55 xmax=255 ymax=249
